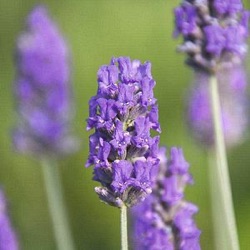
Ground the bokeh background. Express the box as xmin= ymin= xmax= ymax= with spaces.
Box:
xmin=1 ymin=0 xmax=250 ymax=249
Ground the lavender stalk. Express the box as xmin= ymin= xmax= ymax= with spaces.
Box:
xmin=13 ymin=6 xmax=77 ymax=249
xmin=209 ymin=75 xmax=239 ymax=250
xmin=42 ymin=158 xmax=74 ymax=250
xmin=121 ymin=206 xmax=128 ymax=250
xmin=208 ymin=149 xmax=227 ymax=250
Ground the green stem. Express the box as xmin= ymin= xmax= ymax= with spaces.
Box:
xmin=121 ymin=205 xmax=128 ymax=250
xmin=208 ymin=150 xmax=227 ymax=250
xmin=209 ymin=75 xmax=239 ymax=250
xmin=41 ymin=158 xmax=75 ymax=250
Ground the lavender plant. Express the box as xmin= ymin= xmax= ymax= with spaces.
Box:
xmin=132 ymin=147 xmax=200 ymax=250
xmin=86 ymin=56 xmax=161 ymax=249
xmin=174 ymin=1 xmax=250 ymax=249
xmin=13 ymin=6 xmax=76 ymax=250
xmin=0 ymin=190 xmax=19 ymax=250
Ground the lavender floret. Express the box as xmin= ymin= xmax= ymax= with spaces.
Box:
xmin=86 ymin=57 xmax=161 ymax=208
xmin=0 ymin=190 xmax=19 ymax=250
xmin=13 ymin=6 xmax=77 ymax=156
xmin=174 ymin=0 xmax=250 ymax=72
xmin=132 ymin=147 xmax=201 ymax=249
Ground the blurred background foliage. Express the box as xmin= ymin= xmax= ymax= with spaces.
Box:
xmin=0 ymin=0 xmax=250 ymax=249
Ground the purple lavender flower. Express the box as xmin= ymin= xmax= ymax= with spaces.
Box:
xmin=214 ymin=0 xmax=243 ymax=15
xmin=13 ymin=6 xmax=77 ymax=156
xmin=174 ymin=0 xmax=250 ymax=72
xmin=0 ymin=190 xmax=19 ymax=250
xmin=174 ymin=3 xmax=197 ymax=37
xmin=132 ymin=147 xmax=201 ymax=250
xmin=187 ymin=66 xmax=248 ymax=148
xmin=86 ymin=57 xmax=161 ymax=208
xmin=175 ymin=1 xmax=249 ymax=147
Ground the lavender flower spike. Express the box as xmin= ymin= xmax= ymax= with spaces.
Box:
xmin=13 ymin=5 xmax=77 ymax=156
xmin=174 ymin=0 xmax=250 ymax=72
xmin=12 ymin=6 xmax=76 ymax=250
xmin=132 ymin=147 xmax=201 ymax=250
xmin=187 ymin=65 xmax=248 ymax=148
xmin=0 ymin=190 xmax=19 ymax=250
xmin=86 ymin=57 xmax=161 ymax=208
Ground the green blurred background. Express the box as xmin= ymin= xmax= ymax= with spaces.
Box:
xmin=1 ymin=0 xmax=250 ymax=249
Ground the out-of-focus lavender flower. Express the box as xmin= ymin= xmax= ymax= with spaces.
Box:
xmin=0 ymin=190 xmax=19 ymax=250
xmin=174 ymin=0 xmax=250 ymax=72
xmin=175 ymin=1 xmax=249 ymax=147
xmin=86 ymin=57 xmax=161 ymax=208
xmin=13 ymin=6 xmax=77 ymax=156
xmin=187 ymin=65 xmax=248 ymax=148
xmin=132 ymin=147 xmax=200 ymax=250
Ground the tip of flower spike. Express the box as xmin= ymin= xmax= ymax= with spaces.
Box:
xmin=27 ymin=5 xmax=49 ymax=28
xmin=168 ymin=147 xmax=190 ymax=174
